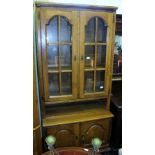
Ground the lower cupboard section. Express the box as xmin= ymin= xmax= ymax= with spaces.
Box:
xmin=44 ymin=118 xmax=112 ymax=149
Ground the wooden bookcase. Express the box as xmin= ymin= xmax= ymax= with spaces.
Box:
xmin=35 ymin=2 xmax=117 ymax=150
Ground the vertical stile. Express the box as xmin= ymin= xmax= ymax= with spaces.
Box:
xmin=58 ymin=16 xmax=62 ymax=95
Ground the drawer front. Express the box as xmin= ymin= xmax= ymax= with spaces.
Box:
xmin=45 ymin=123 xmax=78 ymax=148
xmin=80 ymin=119 xmax=112 ymax=147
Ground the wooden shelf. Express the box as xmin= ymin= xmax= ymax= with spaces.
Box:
xmin=84 ymin=68 xmax=105 ymax=71
xmin=43 ymin=102 xmax=113 ymax=127
xmin=48 ymin=70 xmax=72 ymax=73
xmin=112 ymin=77 xmax=122 ymax=81
xmin=47 ymin=42 xmax=72 ymax=45
xmin=84 ymin=43 xmax=107 ymax=45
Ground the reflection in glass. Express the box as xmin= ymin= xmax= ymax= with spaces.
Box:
xmin=96 ymin=71 xmax=105 ymax=92
xmin=84 ymin=71 xmax=94 ymax=93
xmin=113 ymin=35 xmax=122 ymax=75
xmin=47 ymin=45 xmax=59 ymax=70
xmin=60 ymin=45 xmax=72 ymax=69
xmin=47 ymin=16 xmax=58 ymax=43
xmin=61 ymin=72 xmax=72 ymax=95
xmin=60 ymin=16 xmax=72 ymax=42
xmin=85 ymin=46 xmax=95 ymax=68
xmin=97 ymin=18 xmax=107 ymax=43
xmin=96 ymin=46 xmax=106 ymax=68
xmin=48 ymin=73 xmax=59 ymax=96
xmin=85 ymin=18 xmax=96 ymax=42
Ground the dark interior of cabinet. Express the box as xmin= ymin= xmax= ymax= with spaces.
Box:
xmin=115 ymin=14 xmax=122 ymax=36
xmin=112 ymin=81 xmax=122 ymax=96
xmin=43 ymin=99 xmax=113 ymax=127
xmin=45 ymin=99 xmax=107 ymax=116
xmin=113 ymin=14 xmax=122 ymax=81
xmin=110 ymin=14 xmax=122 ymax=150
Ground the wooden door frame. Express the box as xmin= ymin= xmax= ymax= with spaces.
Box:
xmin=40 ymin=8 xmax=78 ymax=102
xmin=79 ymin=11 xmax=114 ymax=99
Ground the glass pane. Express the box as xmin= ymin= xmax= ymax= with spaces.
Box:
xmin=85 ymin=46 xmax=95 ymax=68
xmin=96 ymin=71 xmax=105 ymax=92
xmin=85 ymin=18 xmax=96 ymax=42
xmin=60 ymin=45 xmax=72 ymax=70
xmin=96 ymin=45 xmax=106 ymax=68
xmin=84 ymin=71 xmax=94 ymax=93
xmin=47 ymin=45 xmax=59 ymax=70
xmin=48 ymin=73 xmax=60 ymax=96
xmin=97 ymin=18 xmax=107 ymax=43
xmin=47 ymin=16 xmax=58 ymax=43
xmin=61 ymin=72 xmax=72 ymax=95
xmin=60 ymin=16 xmax=72 ymax=42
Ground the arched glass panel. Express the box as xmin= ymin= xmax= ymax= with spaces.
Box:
xmin=47 ymin=16 xmax=58 ymax=43
xmin=97 ymin=18 xmax=107 ymax=43
xmin=85 ymin=17 xmax=107 ymax=43
xmin=60 ymin=16 xmax=72 ymax=42
xmin=85 ymin=18 xmax=96 ymax=42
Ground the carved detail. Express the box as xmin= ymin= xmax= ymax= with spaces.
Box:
xmin=83 ymin=124 xmax=105 ymax=145
xmin=55 ymin=129 xmax=75 ymax=147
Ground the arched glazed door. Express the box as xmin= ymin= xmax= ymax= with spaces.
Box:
xmin=40 ymin=9 xmax=78 ymax=102
xmin=79 ymin=11 xmax=114 ymax=99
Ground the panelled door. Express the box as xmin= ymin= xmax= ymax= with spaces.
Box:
xmin=40 ymin=9 xmax=78 ymax=102
xmin=79 ymin=11 xmax=114 ymax=99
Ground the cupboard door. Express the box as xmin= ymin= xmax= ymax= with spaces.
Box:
xmin=46 ymin=124 xmax=78 ymax=148
xmin=79 ymin=11 xmax=114 ymax=98
xmin=40 ymin=9 xmax=78 ymax=102
xmin=80 ymin=119 xmax=112 ymax=148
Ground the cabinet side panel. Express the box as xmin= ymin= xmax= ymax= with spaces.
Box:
xmin=107 ymin=13 xmax=116 ymax=110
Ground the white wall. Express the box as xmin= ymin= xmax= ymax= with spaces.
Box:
xmin=35 ymin=0 xmax=122 ymax=14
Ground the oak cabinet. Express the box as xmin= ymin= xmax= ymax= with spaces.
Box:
xmin=35 ymin=2 xmax=117 ymax=151
xmin=37 ymin=4 xmax=116 ymax=103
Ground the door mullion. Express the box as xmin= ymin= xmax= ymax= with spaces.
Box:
xmin=58 ymin=16 xmax=62 ymax=95
xmin=94 ymin=17 xmax=98 ymax=92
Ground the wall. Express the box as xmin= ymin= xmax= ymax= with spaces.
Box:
xmin=35 ymin=0 xmax=122 ymax=14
